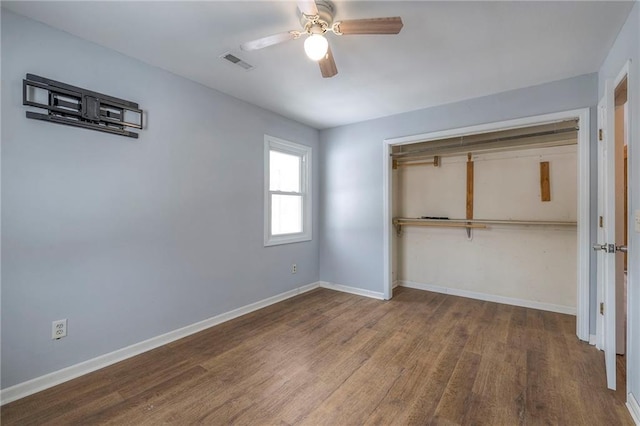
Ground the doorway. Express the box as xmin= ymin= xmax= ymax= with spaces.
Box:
xmin=614 ymin=72 xmax=628 ymax=398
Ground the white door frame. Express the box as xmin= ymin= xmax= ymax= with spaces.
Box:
xmin=597 ymin=80 xmax=617 ymax=390
xmin=613 ymin=62 xmax=632 ymax=399
xmin=595 ymin=93 xmax=608 ymax=351
xmin=382 ymin=108 xmax=591 ymax=341
xmin=595 ymin=60 xmax=632 ymax=391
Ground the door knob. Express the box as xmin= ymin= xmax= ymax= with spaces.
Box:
xmin=616 ymin=245 xmax=628 ymax=253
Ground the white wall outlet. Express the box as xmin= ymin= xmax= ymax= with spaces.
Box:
xmin=291 ymin=264 xmax=297 ymax=274
xmin=635 ymin=210 xmax=640 ymax=233
xmin=52 ymin=319 xmax=67 ymax=340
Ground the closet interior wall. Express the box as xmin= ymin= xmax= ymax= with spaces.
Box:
xmin=393 ymin=128 xmax=578 ymax=313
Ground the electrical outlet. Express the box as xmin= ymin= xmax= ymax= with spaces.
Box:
xmin=52 ymin=319 xmax=67 ymax=340
xmin=291 ymin=264 xmax=297 ymax=274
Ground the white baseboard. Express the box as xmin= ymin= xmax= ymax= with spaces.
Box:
xmin=0 ymin=281 xmax=321 ymax=406
xmin=628 ymin=393 xmax=640 ymax=425
xmin=319 ymin=281 xmax=385 ymax=300
xmin=399 ymin=280 xmax=576 ymax=315
xmin=589 ymin=334 xmax=597 ymax=345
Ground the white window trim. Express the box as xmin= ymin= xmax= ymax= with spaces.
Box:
xmin=264 ymin=135 xmax=312 ymax=246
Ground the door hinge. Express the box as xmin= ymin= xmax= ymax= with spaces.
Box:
xmin=599 ymin=216 xmax=603 ymax=227
xmin=599 ymin=129 xmax=603 ymax=141
xmin=600 ymin=302 xmax=604 ymax=315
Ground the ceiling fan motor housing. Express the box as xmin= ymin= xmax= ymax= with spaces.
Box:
xmin=299 ymin=0 xmax=336 ymax=31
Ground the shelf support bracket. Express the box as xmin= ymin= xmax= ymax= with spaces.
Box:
xmin=394 ymin=222 xmax=402 ymax=237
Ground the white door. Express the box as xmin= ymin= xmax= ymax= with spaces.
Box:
xmin=595 ymin=80 xmax=616 ymax=390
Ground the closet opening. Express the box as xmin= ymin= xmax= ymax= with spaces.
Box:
xmin=383 ymin=109 xmax=591 ymax=341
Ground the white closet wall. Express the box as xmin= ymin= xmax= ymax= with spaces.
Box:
xmin=396 ymin=145 xmax=577 ymax=312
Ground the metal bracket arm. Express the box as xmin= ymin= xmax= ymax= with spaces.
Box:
xmin=23 ymin=74 xmax=143 ymax=139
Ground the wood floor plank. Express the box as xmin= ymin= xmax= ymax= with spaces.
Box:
xmin=80 ymin=365 xmax=208 ymax=424
xmin=525 ymin=349 xmax=561 ymax=424
xmin=1 ymin=287 xmax=634 ymax=425
xmin=298 ymin=357 xmax=405 ymax=425
xmin=0 ymin=374 xmax=119 ymax=425
xmin=226 ymin=368 xmax=322 ymax=425
xmin=363 ymin=297 xmax=477 ymax=424
xmin=431 ymin=350 xmax=482 ymax=424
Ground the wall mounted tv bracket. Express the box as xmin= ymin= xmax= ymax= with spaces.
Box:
xmin=23 ymin=74 xmax=143 ymax=139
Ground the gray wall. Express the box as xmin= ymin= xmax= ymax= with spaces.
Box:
xmin=3 ymin=3 xmax=631 ymax=400
xmin=1 ymin=10 xmax=320 ymax=389
xmin=598 ymin=0 xmax=640 ymax=405
xmin=319 ymin=73 xmax=598 ymax=324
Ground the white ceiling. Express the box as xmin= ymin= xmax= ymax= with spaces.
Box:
xmin=3 ymin=1 xmax=634 ymax=129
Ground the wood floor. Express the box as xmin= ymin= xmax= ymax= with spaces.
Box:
xmin=2 ymin=287 xmax=634 ymax=425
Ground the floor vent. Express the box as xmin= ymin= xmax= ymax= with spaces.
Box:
xmin=221 ymin=53 xmax=254 ymax=71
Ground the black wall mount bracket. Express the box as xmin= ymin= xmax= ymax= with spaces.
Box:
xmin=23 ymin=74 xmax=143 ymax=139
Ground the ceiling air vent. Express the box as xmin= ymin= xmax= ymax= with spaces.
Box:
xmin=221 ymin=53 xmax=254 ymax=71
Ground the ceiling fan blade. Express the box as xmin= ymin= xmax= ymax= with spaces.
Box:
xmin=334 ymin=17 xmax=403 ymax=35
xmin=319 ymin=46 xmax=337 ymax=78
xmin=240 ymin=31 xmax=298 ymax=51
xmin=297 ymin=0 xmax=319 ymax=16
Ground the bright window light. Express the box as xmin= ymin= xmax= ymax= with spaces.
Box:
xmin=264 ymin=136 xmax=312 ymax=246
xmin=271 ymin=194 xmax=302 ymax=235
xmin=270 ymin=151 xmax=300 ymax=193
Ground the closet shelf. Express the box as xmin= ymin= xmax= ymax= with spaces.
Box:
xmin=393 ymin=217 xmax=577 ymax=235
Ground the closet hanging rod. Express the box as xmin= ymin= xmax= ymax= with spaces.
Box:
xmin=391 ymin=127 xmax=578 ymax=159
xmin=394 ymin=221 xmax=487 ymax=229
xmin=393 ymin=218 xmax=577 ymax=226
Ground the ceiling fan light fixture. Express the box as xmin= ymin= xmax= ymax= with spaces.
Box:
xmin=304 ymin=34 xmax=329 ymax=61
xmin=239 ymin=0 xmax=403 ymax=78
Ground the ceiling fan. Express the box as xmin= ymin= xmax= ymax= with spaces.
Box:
xmin=240 ymin=0 xmax=403 ymax=78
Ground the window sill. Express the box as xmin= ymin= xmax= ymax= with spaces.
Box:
xmin=264 ymin=233 xmax=312 ymax=247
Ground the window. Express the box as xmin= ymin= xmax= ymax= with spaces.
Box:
xmin=264 ymin=135 xmax=312 ymax=246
